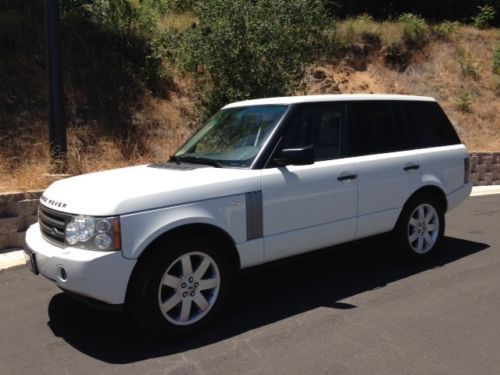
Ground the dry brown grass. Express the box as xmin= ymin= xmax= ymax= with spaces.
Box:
xmin=0 ymin=25 xmax=498 ymax=193
xmin=0 ymin=74 xmax=200 ymax=193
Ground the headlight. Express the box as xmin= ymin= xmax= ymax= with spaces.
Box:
xmin=65 ymin=215 xmax=121 ymax=250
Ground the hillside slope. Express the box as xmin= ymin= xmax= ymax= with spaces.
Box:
xmin=0 ymin=25 xmax=498 ymax=192
xmin=303 ymin=26 xmax=499 ymax=151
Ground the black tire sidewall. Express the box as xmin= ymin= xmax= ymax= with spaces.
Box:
xmin=396 ymin=195 xmax=445 ymax=260
xmin=130 ymin=235 xmax=233 ymax=337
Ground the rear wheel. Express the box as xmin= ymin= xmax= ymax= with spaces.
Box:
xmin=394 ymin=195 xmax=445 ymax=260
xmin=129 ymin=235 xmax=233 ymax=337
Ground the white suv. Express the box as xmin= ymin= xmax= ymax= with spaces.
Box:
xmin=25 ymin=94 xmax=471 ymax=336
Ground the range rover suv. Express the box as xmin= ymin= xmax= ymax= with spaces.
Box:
xmin=24 ymin=94 xmax=471 ymax=336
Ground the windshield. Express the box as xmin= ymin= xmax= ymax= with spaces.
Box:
xmin=175 ymin=105 xmax=287 ymax=168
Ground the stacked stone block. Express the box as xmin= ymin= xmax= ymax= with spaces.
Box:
xmin=0 ymin=191 xmax=41 ymax=252
xmin=470 ymin=152 xmax=500 ymax=186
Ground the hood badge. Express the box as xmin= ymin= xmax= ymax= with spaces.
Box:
xmin=41 ymin=195 xmax=67 ymax=209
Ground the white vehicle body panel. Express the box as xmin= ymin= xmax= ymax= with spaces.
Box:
xmin=41 ymin=165 xmax=262 ymax=216
xmin=416 ymin=144 xmax=469 ymax=194
xmin=120 ymin=194 xmax=249 ymax=259
xmin=262 ymin=158 xmax=358 ymax=261
xmin=354 ymin=150 xmax=422 ymax=238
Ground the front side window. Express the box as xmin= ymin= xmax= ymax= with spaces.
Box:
xmin=175 ymin=105 xmax=287 ymax=167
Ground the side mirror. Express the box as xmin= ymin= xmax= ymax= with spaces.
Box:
xmin=273 ymin=145 xmax=314 ymax=166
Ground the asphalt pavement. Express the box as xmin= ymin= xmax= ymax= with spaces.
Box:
xmin=0 ymin=195 xmax=499 ymax=375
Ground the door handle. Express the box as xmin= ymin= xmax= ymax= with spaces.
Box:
xmin=403 ymin=164 xmax=420 ymax=171
xmin=337 ymin=173 xmax=358 ymax=182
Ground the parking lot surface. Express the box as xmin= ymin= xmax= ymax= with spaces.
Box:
xmin=0 ymin=195 xmax=499 ymax=374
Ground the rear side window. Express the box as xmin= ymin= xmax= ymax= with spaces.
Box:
xmin=348 ymin=101 xmax=409 ymax=156
xmin=400 ymin=101 xmax=461 ymax=148
xmin=281 ymin=103 xmax=346 ymax=161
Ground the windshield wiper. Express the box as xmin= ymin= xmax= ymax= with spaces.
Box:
xmin=176 ymin=155 xmax=224 ymax=168
xmin=169 ymin=155 xmax=181 ymax=165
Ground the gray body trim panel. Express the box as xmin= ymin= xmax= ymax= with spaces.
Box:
xmin=246 ymin=191 xmax=263 ymax=240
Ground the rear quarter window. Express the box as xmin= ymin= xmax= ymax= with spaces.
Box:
xmin=348 ymin=101 xmax=409 ymax=156
xmin=401 ymin=101 xmax=461 ymax=148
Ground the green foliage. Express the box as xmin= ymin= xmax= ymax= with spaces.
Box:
xmin=162 ymin=0 xmax=199 ymax=12
xmin=173 ymin=0 xmax=327 ymax=112
xmin=463 ymin=63 xmax=480 ymax=80
xmin=493 ymin=42 xmax=500 ymax=75
xmin=493 ymin=76 xmax=500 ymax=95
xmin=457 ymin=92 xmax=472 ymax=112
xmin=455 ymin=45 xmax=481 ymax=81
xmin=472 ymin=5 xmax=496 ymax=29
xmin=398 ymin=13 xmax=429 ymax=46
xmin=340 ymin=14 xmax=381 ymax=45
xmin=434 ymin=21 xmax=460 ymax=39
xmin=72 ymin=0 xmax=169 ymax=36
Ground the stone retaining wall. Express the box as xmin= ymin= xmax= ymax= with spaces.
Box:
xmin=0 ymin=152 xmax=498 ymax=252
xmin=469 ymin=152 xmax=500 ymax=186
xmin=0 ymin=191 xmax=41 ymax=252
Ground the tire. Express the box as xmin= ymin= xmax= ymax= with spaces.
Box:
xmin=128 ymin=235 xmax=233 ymax=337
xmin=394 ymin=194 xmax=445 ymax=261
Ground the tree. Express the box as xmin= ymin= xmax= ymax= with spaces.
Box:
xmin=177 ymin=0 xmax=327 ymax=112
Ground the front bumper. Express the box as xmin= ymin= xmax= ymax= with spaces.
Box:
xmin=24 ymin=224 xmax=136 ymax=305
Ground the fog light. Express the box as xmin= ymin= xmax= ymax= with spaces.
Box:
xmin=57 ymin=265 xmax=67 ymax=283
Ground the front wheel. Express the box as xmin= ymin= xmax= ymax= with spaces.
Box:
xmin=128 ymin=236 xmax=233 ymax=337
xmin=394 ymin=195 xmax=445 ymax=260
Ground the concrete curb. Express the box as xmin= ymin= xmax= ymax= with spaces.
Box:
xmin=469 ymin=185 xmax=500 ymax=196
xmin=0 ymin=250 xmax=25 ymax=271
xmin=1 ymin=186 xmax=499 ymax=272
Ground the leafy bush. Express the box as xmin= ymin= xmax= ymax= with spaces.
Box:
xmin=162 ymin=0 xmax=198 ymax=12
xmin=173 ymin=0 xmax=327 ymax=112
xmin=398 ymin=13 xmax=429 ymax=46
xmin=493 ymin=42 xmax=500 ymax=75
xmin=472 ymin=5 xmax=496 ymax=29
xmin=457 ymin=92 xmax=472 ymax=112
xmin=434 ymin=21 xmax=460 ymax=39
xmin=339 ymin=14 xmax=381 ymax=46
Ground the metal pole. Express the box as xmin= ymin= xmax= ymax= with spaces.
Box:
xmin=45 ymin=0 xmax=66 ymax=169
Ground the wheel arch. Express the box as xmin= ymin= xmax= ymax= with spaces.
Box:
xmin=124 ymin=223 xmax=241 ymax=307
xmin=406 ymin=185 xmax=448 ymax=212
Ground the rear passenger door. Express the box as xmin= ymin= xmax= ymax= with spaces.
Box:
xmin=348 ymin=101 xmax=422 ymax=239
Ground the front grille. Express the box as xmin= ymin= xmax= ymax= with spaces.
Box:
xmin=39 ymin=204 xmax=71 ymax=246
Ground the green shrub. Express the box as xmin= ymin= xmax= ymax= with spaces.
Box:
xmin=338 ymin=14 xmax=381 ymax=46
xmin=457 ymin=92 xmax=472 ymax=112
xmin=493 ymin=76 xmax=500 ymax=96
xmin=472 ymin=5 xmax=496 ymax=29
xmin=434 ymin=21 xmax=460 ymax=39
xmin=162 ymin=0 xmax=198 ymax=12
xmin=398 ymin=13 xmax=429 ymax=46
xmin=174 ymin=0 xmax=327 ymax=112
xmin=493 ymin=42 xmax=500 ymax=75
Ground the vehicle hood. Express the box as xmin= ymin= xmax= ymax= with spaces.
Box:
xmin=41 ymin=164 xmax=262 ymax=216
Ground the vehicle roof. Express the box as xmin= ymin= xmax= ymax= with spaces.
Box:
xmin=223 ymin=94 xmax=436 ymax=109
